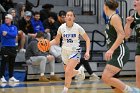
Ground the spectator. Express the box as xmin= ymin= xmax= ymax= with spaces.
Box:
xmin=18 ymin=11 xmax=34 ymax=50
xmin=31 ymin=11 xmax=51 ymax=40
xmin=57 ymin=10 xmax=66 ymax=26
xmin=8 ymin=8 xmax=19 ymax=28
xmin=25 ymin=32 xmax=62 ymax=82
xmin=8 ymin=8 xmax=20 ymax=49
xmin=58 ymin=10 xmax=66 ymax=45
xmin=31 ymin=11 xmax=44 ymax=33
xmin=16 ymin=2 xmax=26 ymax=19
xmin=40 ymin=4 xmax=57 ymax=22
xmin=43 ymin=12 xmax=59 ymax=40
xmin=18 ymin=11 xmax=34 ymax=36
xmin=0 ymin=14 xmax=19 ymax=83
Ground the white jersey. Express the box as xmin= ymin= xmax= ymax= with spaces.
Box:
xmin=58 ymin=23 xmax=85 ymax=51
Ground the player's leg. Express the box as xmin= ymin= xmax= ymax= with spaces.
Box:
xmin=135 ymin=55 xmax=140 ymax=88
xmin=102 ymin=64 xmax=125 ymax=90
xmin=65 ymin=59 xmax=79 ymax=88
xmin=102 ymin=64 xmax=140 ymax=93
xmin=62 ymin=59 xmax=79 ymax=93
xmin=111 ymin=72 xmax=123 ymax=93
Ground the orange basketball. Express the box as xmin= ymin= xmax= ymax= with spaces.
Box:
xmin=37 ymin=39 xmax=50 ymax=52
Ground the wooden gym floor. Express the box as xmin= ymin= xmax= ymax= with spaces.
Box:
xmin=0 ymin=77 xmax=136 ymax=93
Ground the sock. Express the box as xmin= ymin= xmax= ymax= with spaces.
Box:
xmin=40 ymin=73 xmax=44 ymax=76
xmin=123 ymin=85 xmax=132 ymax=93
xmin=16 ymin=43 xmax=18 ymax=46
xmin=91 ymin=73 xmax=98 ymax=77
xmin=62 ymin=86 xmax=68 ymax=92
xmin=77 ymin=70 xmax=81 ymax=75
xmin=50 ymin=72 xmax=55 ymax=76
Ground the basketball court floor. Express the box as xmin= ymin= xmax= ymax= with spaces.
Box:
xmin=0 ymin=77 xmax=135 ymax=93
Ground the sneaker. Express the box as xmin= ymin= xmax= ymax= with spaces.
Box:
xmin=77 ymin=66 xmax=85 ymax=81
xmin=39 ymin=76 xmax=49 ymax=82
xmin=9 ymin=82 xmax=20 ymax=87
xmin=9 ymin=77 xmax=19 ymax=83
xmin=130 ymin=87 xmax=140 ymax=93
xmin=61 ymin=90 xmax=67 ymax=93
xmin=89 ymin=73 xmax=100 ymax=81
xmin=50 ymin=75 xmax=62 ymax=81
xmin=0 ymin=76 xmax=7 ymax=83
xmin=74 ymin=75 xmax=78 ymax=80
xmin=0 ymin=83 xmax=7 ymax=87
xmin=19 ymin=48 xmax=26 ymax=52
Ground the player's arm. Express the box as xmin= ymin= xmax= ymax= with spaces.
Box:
xmin=50 ymin=26 xmax=62 ymax=46
xmin=82 ymin=32 xmax=91 ymax=60
xmin=82 ymin=33 xmax=90 ymax=54
xmin=124 ymin=16 xmax=134 ymax=39
xmin=50 ymin=33 xmax=61 ymax=46
xmin=110 ymin=15 xmax=125 ymax=51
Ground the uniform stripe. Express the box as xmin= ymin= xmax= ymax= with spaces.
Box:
xmin=69 ymin=53 xmax=78 ymax=59
xmin=117 ymin=45 xmax=125 ymax=68
xmin=120 ymin=45 xmax=125 ymax=67
xmin=117 ymin=46 xmax=123 ymax=67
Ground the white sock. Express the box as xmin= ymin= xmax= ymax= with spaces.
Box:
xmin=50 ymin=72 xmax=55 ymax=76
xmin=40 ymin=73 xmax=44 ymax=76
xmin=77 ymin=70 xmax=81 ymax=75
xmin=63 ymin=86 xmax=68 ymax=92
xmin=123 ymin=85 xmax=132 ymax=93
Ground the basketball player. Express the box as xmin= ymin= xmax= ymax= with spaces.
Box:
xmin=125 ymin=0 xmax=140 ymax=89
xmin=102 ymin=0 xmax=140 ymax=93
xmin=51 ymin=10 xmax=90 ymax=93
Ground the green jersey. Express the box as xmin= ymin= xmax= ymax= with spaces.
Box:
xmin=130 ymin=12 xmax=140 ymax=43
xmin=105 ymin=13 xmax=129 ymax=69
xmin=105 ymin=14 xmax=125 ymax=50
xmin=130 ymin=12 xmax=140 ymax=55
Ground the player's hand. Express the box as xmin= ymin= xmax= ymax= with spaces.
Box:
xmin=126 ymin=16 xmax=134 ymax=24
xmin=105 ymin=49 xmax=114 ymax=61
xmin=84 ymin=52 xmax=90 ymax=60
xmin=45 ymin=29 xmax=50 ymax=33
xmin=2 ymin=31 xmax=7 ymax=36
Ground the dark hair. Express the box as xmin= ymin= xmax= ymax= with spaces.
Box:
xmin=105 ymin=0 xmax=118 ymax=11
xmin=66 ymin=10 xmax=75 ymax=17
xmin=59 ymin=10 xmax=66 ymax=16
xmin=33 ymin=11 xmax=40 ymax=16
xmin=36 ymin=31 xmax=44 ymax=38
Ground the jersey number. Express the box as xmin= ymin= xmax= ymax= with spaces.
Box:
xmin=67 ymin=39 xmax=73 ymax=43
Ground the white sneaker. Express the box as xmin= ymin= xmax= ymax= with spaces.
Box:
xmin=9 ymin=82 xmax=20 ymax=87
xmin=9 ymin=77 xmax=19 ymax=83
xmin=19 ymin=48 xmax=26 ymax=52
xmin=61 ymin=90 xmax=67 ymax=93
xmin=0 ymin=83 xmax=7 ymax=87
xmin=74 ymin=75 xmax=78 ymax=80
xmin=89 ymin=73 xmax=100 ymax=81
xmin=130 ymin=87 xmax=140 ymax=93
xmin=0 ymin=76 xmax=7 ymax=83
xmin=77 ymin=66 xmax=85 ymax=81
